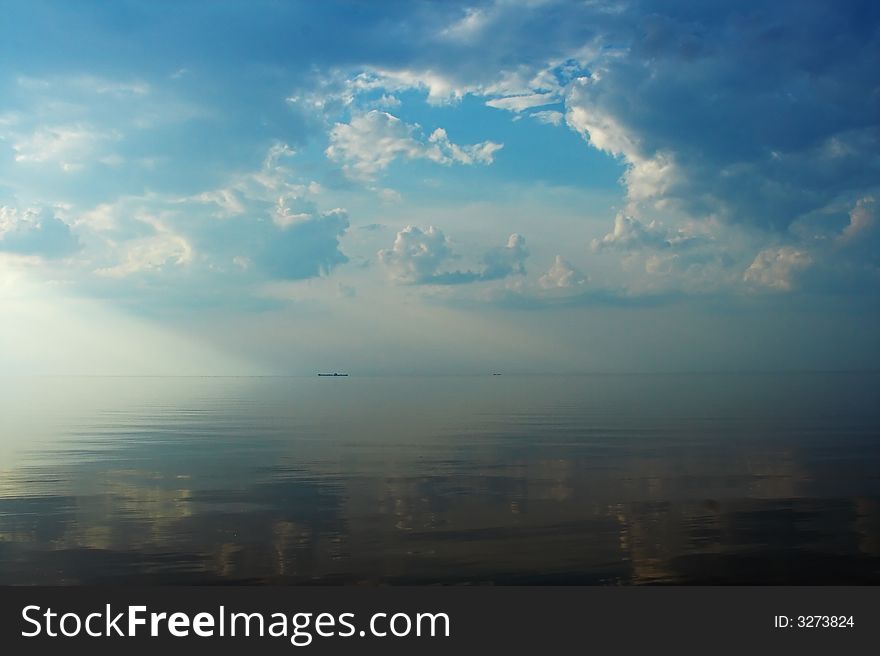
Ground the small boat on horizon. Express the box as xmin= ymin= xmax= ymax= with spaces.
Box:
xmin=318 ymin=372 xmax=349 ymax=377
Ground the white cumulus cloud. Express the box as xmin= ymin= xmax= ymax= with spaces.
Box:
xmin=539 ymin=255 xmax=587 ymax=289
xmin=326 ymin=110 xmax=502 ymax=180
xmin=379 ymin=226 xmax=528 ymax=285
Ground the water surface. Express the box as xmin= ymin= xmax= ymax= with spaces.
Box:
xmin=1 ymin=373 xmax=878 ymax=584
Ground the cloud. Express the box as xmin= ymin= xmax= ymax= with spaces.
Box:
xmin=838 ymin=196 xmax=876 ymax=244
xmin=56 ymin=142 xmax=352 ymax=302
xmin=485 ymin=92 xmax=557 ymax=113
xmin=557 ymin=3 xmax=880 ymax=231
xmin=95 ymin=218 xmax=193 ymax=278
xmin=1 ymin=73 xmax=202 ymax=180
xmin=428 ymin=127 xmax=503 ymax=166
xmin=354 ymin=69 xmax=472 ymax=106
xmin=193 ymin=189 xmax=247 ymax=218
xmin=0 ymin=206 xmax=80 ymax=258
xmin=379 ymin=226 xmax=528 ymax=285
xmin=325 ymin=110 xmax=502 ymax=180
xmin=591 ymin=213 xmax=702 ymax=252
xmin=743 ymin=246 xmax=813 ymax=292
xmin=259 ymin=208 xmax=349 ymax=279
xmin=481 ymin=233 xmax=529 ymax=280
xmin=10 ymin=125 xmax=115 ymax=172
xmin=564 ymin=79 xmax=680 ymax=208
xmin=378 ymin=225 xmax=456 ymax=284
xmin=439 ymin=6 xmax=492 ymax=43
xmin=539 ymin=255 xmax=587 ymax=289
xmin=273 ymin=194 xmax=318 ymax=228
xmin=184 ymin=144 xmax=351 ymax=282
xmin=531 ymin=110 xmax=564 ymax=126
xmin=373 ymin=94 xmax=401 ymax=110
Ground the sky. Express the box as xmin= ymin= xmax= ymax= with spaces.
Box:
xmin=1 ymin=0 xmax=878 ymax=375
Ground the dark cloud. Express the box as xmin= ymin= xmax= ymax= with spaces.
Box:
xmin=300 ymin=0 xmax=880 ymax=237
xmin=555 ymin=1 xmax=880 ymax=231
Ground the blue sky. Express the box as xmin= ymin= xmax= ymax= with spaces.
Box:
xmin=1 ymin=0 xmax=878 ymax=374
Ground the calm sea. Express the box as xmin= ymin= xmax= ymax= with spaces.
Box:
xmin=1 ymin=373 xmax=878 ymax=584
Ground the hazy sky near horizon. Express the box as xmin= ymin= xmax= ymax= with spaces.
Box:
xmin=1 ymin=0 xmax=878 ymax=374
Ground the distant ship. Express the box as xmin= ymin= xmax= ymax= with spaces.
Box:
xmin=492 ymin=373 xmax=502 ymax=376
xmin=318 ymin=372 xmax=349 ymax=377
